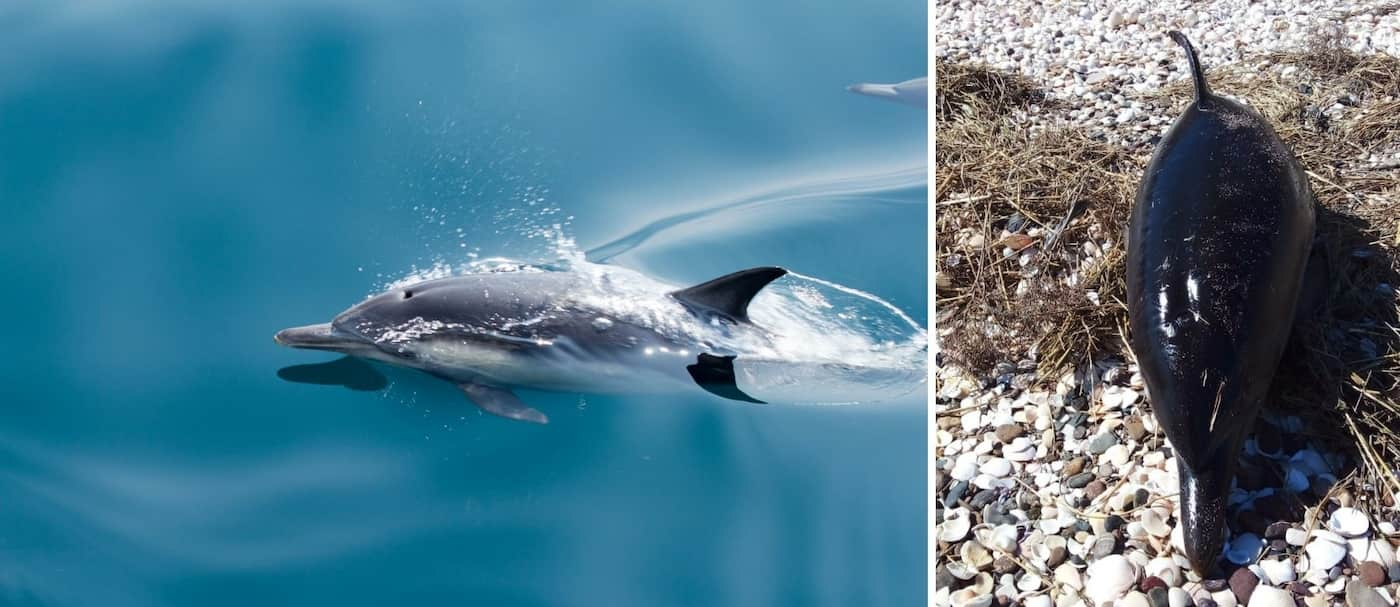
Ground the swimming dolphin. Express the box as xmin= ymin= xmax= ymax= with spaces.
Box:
xmin=847 ymin=77 xmax=927 ymax=108
xmin=275 ymin=266 xmax=789 ymax=423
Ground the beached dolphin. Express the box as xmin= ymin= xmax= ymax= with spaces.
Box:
xmin=847 ymin=77 xmax=927 ymax=108
xmin=275 ymin=266 xmax=791 ymax=424
xmin=1126 ymin=32 xmax=1315 ymax=573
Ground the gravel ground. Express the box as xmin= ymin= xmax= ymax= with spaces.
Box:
xmin=936 ymin=1 xmax=1400 ymax=147
xmin=935 ymin=2 xmax=1400 ymax=606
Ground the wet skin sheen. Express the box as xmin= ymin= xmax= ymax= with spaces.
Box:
xmin=1125 ymin=32 xmax=1315 ymax=573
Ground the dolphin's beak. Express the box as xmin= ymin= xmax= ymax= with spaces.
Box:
xmin=274 ymin=323 xmax=364 ymax=352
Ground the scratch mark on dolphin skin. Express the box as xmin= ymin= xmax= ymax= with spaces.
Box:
xmin=1207 ymin=380 xmax=1226 ymax=432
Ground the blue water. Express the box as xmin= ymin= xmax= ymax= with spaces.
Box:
xmin=0 ymin=2 xmax=927 ymax=605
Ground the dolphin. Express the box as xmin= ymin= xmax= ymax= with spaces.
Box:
xmin=1126 ymin=32 xmax=1315 ymax=573
xmin=846 ymin=77 xmax=927 ymax=108
xmin=275 ymin=266 xmax=790 ymax=423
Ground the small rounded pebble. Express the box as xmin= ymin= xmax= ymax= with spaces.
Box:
xmin=1327 ymin=507 xmax=1370 ymax=538
xmin=1345 ymin=581 xmax=1388 ymax=607
xmin=1065 ymin=472 xmax=1094 ymax=489
xmin=1263 ymin=521 xmax=1291 ymax=540
xmin=1105 ymin=514 xmax=1126 ymax=532
xmin=1084 ymin=479 xmax=1108 ymax=500
xmin=994 ymin=423 xmax=1024 ymax=443
xmin=982 ymin=457 xmax=1012 ymax=478
xmin=1147 ymin=587 xmax=1170 ymax=607
xmin=992 ymin=554 xmax=1018 ymax=574
xmin=1086 ymin=433 xmax=1117 ymax=454
xmin=1140 ymin=575 xmax=1166 ymax=592
xmin=1357 ymin=560 xmax=1387 ymax=587
xmin=1091 ymin=534 xmax=1117 ymax=558
xmin=1225 ymin=533 xmax=1263 ymax=565
xmin=1228 ymin=567 xmax=1258 ymax=604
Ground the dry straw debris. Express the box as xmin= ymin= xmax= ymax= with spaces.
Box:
xmin=936 ymin=45 xmax=1400 ymax=497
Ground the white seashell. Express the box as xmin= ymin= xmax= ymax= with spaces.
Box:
xmin=987 ymin=525 xmax=1019 ymax=553
xmin=1024 ymin=595 xmax=1052 ymax=607
xmin=1085 ymin=554 xmax=1137 ymax=604
xmin=1017 ymin=571 xmax=1043 ymax=591
xmin=951 ymin=455 xmax=979 ymax=481
xmin=961 ymin=540 xmax=993 ymax=571
xmin=1349 ymin=537 xmax=1373 ymax=565
xmin=1103 ymin=444 xmax=1130 ymax=466
xmin=938 ymin=508 xmax=972 ymax=543
xmin=1054 ymin=562 xmax=1083 ymax=590
xmin=1146 ymin=557 xmax=1182 ymax=587
xmin=1141 ymin=509 xmax=1172 ymax=538
xmin=1168 ymin=587 xmax=1190 ymax=607
xmin=1127 ymin=522 xmax=1149 ymax=540
xmin=1381 ymin=521 xmax=1397 ymax=535
xmin=950 ymin=588 xmax=993 ymax=607
xmin=1034 ymin=535 xmax=1067 ymax=564
xmin=1328 ymin=507 xmax=1370 ymax=538
xmin=1258 ymin=558 xmax=1296 ymax=584
xmin=969 ymin=572 xmax=993 ymax=594
xmin=1305 ymin=531 xmax=1348 ymax=571
xmin=1248 ymin=585 xmax=1295 ymax=607
xmin=947 ymin=560 xmax=978 ymax=580
xmin=1212 ymin=590 xmax=1238 ymax=607
xmin=1323 ymin=575 xmax=1346 ymax=594
xmin=1121 ymin=591 xmax=1150 ymax=607
xmin=1225 ymin=533 xmax=1262 ymax=565
xmin=960 ymin=410 xmax=983 ymax=433
xmin=1285 ymin=528 xmax=1307 ymax=546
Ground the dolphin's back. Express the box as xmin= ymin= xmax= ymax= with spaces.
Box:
xmin=1127 ymin=96 xmax=1314 ymax=461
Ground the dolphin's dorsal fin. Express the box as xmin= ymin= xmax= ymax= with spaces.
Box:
xmin=1168 ymin=31 xmax=1211 ymax=104
xmin=669 ymin=267 xmax=787 ymax=324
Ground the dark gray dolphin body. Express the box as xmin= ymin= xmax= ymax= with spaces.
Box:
xmin=276 ymin=267 xmax=788 ymax=424
xmin=1126 ymin=32 xmax=1315 ymax=573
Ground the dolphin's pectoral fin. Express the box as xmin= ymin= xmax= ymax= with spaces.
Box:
xmin=458 ymin=383 xmax=549 ymax=424
xmin=669 ymin=267 xmax=787 ymax=324
xmin=687 ymin=353 xmax=764 ymax=404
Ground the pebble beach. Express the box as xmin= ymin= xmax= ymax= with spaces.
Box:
xmin=934 ymin=2 xmax=1400 ymax=606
